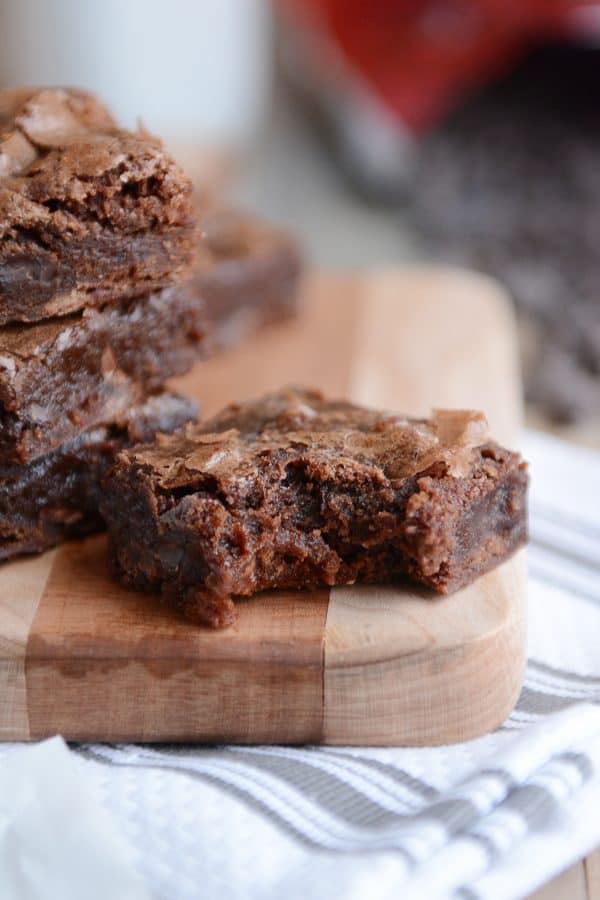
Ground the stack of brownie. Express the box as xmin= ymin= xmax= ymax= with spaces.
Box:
xmin=0 ymin=87 xmax=301 ymax=559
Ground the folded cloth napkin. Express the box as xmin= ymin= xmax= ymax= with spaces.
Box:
xmin=0 ymin=429 xmax=599 ymax=900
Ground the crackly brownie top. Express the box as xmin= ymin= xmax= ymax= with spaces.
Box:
xmin=195 ymin=208 xmax=298 ymax=270
xmin=122 ymin=388 xmax=490 ymax=491
xmin=0 ymin=87 xmax=194 ymax=238
xmin=0 ymin=312 xmax=88 ymax=361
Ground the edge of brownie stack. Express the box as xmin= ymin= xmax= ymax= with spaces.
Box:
xmin=0 ymin=87 xmax=302 ymax=559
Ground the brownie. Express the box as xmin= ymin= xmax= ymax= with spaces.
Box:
xmin=194 ymin=209 xmax=302 ymax=349
xmin=0 ymin=87 xmax=196 ymax=324
xmin=101 ymin=388 xmax=528 ymax=628
xmin=0 ymin=206 xmax=301 ymax=464
xmin=0 ymin=392 xmax=197 ymax=560
xmin=0 ymin=284 xmax=208 ymax=464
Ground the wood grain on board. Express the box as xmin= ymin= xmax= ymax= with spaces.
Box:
xmin=0 ymin=267 xmax=526 ymax=744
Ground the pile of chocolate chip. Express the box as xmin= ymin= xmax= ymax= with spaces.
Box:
xmin=412 ymin=44 xmax=600 ymax=424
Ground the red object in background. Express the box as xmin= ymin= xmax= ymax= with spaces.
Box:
xmin=284 ymin=0 xmax=600 ymax=131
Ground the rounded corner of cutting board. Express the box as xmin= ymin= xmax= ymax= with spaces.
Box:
xmin=322 ymin=551 xmax=527 ymax=746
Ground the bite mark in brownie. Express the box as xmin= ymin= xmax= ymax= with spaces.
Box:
xmin=0 ymin=284 xmax=209 ymax=464
xmin=101 ymin=388 xmax=528 ymax=628
xmin=0 ymin=392 xmax=197 ymax=560
xmin=0 ymin=87 xmax=196 ymax=324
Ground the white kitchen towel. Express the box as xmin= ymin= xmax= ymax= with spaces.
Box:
xmin=0 ymin=737 xmax=150 ymax=900
xmin=0 ymin=429 xmax=599 ymax=900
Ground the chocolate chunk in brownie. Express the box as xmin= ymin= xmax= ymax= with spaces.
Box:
xmin=101 ymin=388 xmax=528 ymax=628
xmin=0 ymin=285 xmax=208 ymax=464
xmin=0 ymin=87 xmax=196 ymax=324
xmin=0 ymin=392 xmax=197 ymax=560
xmin=194 ymin=209 xmax=302 ymax=349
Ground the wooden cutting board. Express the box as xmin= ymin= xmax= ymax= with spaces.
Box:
xmin=0 ymin=267 xmax=527 ymax=746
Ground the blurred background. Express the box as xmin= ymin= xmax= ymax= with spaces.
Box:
xmin=1 ymin=0 xmax=599 ymax=444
